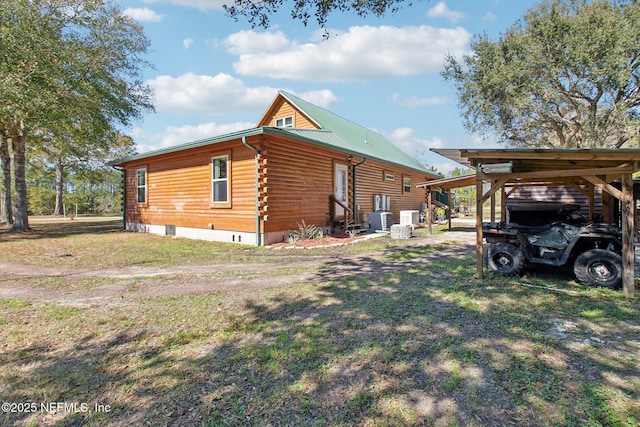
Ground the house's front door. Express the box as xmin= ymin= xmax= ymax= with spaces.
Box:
xmin=335 ymin=163 xmax=348 ymax=218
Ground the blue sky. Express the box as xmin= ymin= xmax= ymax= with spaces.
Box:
xmin=119 ymin=0 xmax=542 ymax=174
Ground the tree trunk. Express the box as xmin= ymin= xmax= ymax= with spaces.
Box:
xmin=10 ymin=132 xmax=30 ymax=232
xmin=53 ymin=157 xmax=65 ymax=216
xmin=0 ymin=135 xmax=13 ymax=225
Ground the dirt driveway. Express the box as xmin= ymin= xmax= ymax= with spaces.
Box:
xmin=0 ymin=230 xmax=475 ymax=304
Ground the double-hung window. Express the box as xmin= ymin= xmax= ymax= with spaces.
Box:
xmin=403 ymin=176 xmax=412 ymax=193
xmin=136 ymin=168 xmax=147 ymax=204
xmin=212 ymin=155 xmax=230 ymax=206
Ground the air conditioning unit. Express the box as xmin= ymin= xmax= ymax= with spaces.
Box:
xmin=373 ymin=194 xmax=390 ymax=212
xmin=368 ymin=212 xmax=392 ymax=231
xmin=400 ymin=210 xmax=419 ymax=226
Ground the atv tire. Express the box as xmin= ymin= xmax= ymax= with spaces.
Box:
xmin=573 ymin=249 xmax=622 ymax=289
xmin=487 ymin=243 xmax=525 ymax=276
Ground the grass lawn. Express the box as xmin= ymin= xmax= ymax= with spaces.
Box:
xmin=0 ymin=218 xmax=639 ymax=426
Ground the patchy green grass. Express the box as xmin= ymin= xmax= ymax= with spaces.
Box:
xmin=0 ymin=218 xmax=638 ymax=426
xmin=0 ymin=218 xmax=249 ymax=268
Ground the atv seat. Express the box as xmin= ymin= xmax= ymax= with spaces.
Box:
xmin=509 ymin=223 xmax=553 ymax=234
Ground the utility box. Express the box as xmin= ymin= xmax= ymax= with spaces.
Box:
xmin=400 ymin=210 xmax=419 ymax=226
xmin=391 ymin=224 xmax=412 ymax=239
xmin=368 ymin=212 xmax=392 ymax=231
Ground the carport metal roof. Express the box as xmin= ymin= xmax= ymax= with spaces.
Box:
xmin=425 ymin=148 xmax=640 ymax=298
xmin=416 ymin=173 xmax=476 ymax=190
xmin=432 ymin=148 xmax=640 ymax=170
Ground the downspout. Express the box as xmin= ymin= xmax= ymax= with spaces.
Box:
xmin=352 ymin=157 xmax=366 ymax=225
xmin=242 ymin=136 xmax=261 ymax=247
xmin=112 ymin=165 xmax=125 ymax=230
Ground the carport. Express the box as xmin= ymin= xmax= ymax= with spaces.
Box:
xmin=418 ymin=148 xmax=640 ymax=298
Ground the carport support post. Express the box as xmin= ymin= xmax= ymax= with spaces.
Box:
xmin=447 ymin=190 xmax=452 ymax=230
xmin=501 ymin=186 xmax=507 ymax=222
xmin=622 ymin=173 xmax=635 ymax=298
xmin=490 ymin=180 xmax=496 ymax=222
xmin=427 ymin=188 xmax=433 ymax=235
xmin=588 ymin=183 xmax=595 ymax=221
xmin=475 ymin=173 xmax=484 ymax=279
xmin=602 ymin=181 xmax=610 ymax=222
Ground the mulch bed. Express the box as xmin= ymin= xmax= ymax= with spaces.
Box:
xmin=269 ymin=234 xmax=360 ymax=248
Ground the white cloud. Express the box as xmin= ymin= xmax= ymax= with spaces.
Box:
xmin=141 ymin=0 xmax=226 ymax=11
xmin=392 ymin=93 xmax=449 ymax=108
xmin=132 ymin=121 xmax=255 ymax=153
xmin=183 ymin=38 xmax=194 ymax=49
xmin=122 ymin=7 xmax=163 ymax=22
xmin=482 ymin=12 xmax=497 ymax=22
xmin=385 ymin=127 xmax=446 ymax=158
xmin=426 ymin=2 xmax=464 ymax=23
xmin=147 ymin=72 xmax=279 ymax=115
xmin=226 ymin=25 xmax=471 ymax=83
xmin=131 ymin=84 xmax=333 ymax=151
xmin=469 ymin=133 xmax=501 ymax=148
xmin=297 ymin=90 xmax=339 ymax=108
xmin=147 ymin=72 xmax=339 ymax=115
xmin=223 ymin=30 xmax=293 ymax=55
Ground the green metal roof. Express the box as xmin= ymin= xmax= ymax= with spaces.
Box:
xmin=112 ymin=128 xmax=266 ymax=165
xmin=278 ymin=91 xmax=435 ymax=175
xmin=114 ymin=90 xmax=439 ymax=178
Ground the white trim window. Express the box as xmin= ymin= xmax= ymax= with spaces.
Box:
xmin=211 ymin=155 xmax=229 ymax=204
xmin=136 ymin=168 xmax=147 ymax=204
xmin=276 ymin=116 xmax=293 ymax=128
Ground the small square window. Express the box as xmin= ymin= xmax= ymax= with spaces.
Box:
xmin=275 ymin=116 xmax=293 ymax=128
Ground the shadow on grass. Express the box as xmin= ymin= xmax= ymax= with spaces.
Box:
xmin=441 ymin=226 xmax=477 ymax=233
xmin=0 ymin=218 xmax=122 ymax=240
xmin=1 ymin=241 xmax=638 ymax=426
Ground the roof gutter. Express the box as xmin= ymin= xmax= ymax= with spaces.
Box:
xmin=242 ymin=136 xmax=262 ymax=247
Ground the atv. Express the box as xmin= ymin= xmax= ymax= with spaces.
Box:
xmin=483 ymin=213 xmax=623 ymax=289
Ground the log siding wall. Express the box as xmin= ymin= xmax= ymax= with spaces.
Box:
xmin=123 ymin=134 xmax=429 ymax=244
xmin=124 ymin=139 xmax=259 ymax=234
xmin=506 ymin=185 xmax=603 ymax=219
xmin=353 ymin=160 xmax=428 ymax=222
xmin=262 ymin=136 xmax=428 ymax=233
xmin=261 ymin=136 xmax=335 ymax=233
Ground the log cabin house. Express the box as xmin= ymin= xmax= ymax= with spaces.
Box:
xmin=114 ymin=91 xmax=440 ymax=245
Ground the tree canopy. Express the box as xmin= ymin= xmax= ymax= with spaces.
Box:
xmin=224 ymin=0 xmax=421 ymax=30
xmin=0 ymin=0 xmax=154 ymax=230
xmin=442 ymin=0 xmax=640 ymax=149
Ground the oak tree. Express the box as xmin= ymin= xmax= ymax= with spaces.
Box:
xmin=442 ymin=0 xmax=640 ymax=149
xmin=0 ymin=0 xmax=154 ymax=230
xmin=29 ymin=130 xmax=136 ymax=216
xmin=225 ymin=0 xmax=422 ymax=30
